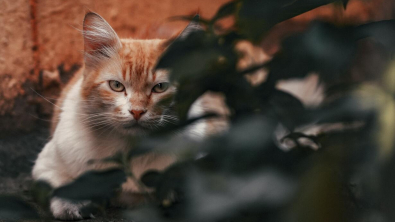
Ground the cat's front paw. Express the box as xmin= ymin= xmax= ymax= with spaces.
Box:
xmin=50 ymin=197 xmax=94 ymax=220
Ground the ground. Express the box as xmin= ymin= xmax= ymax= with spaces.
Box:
xmin=0 ymin=123 xmax=127 ymax=221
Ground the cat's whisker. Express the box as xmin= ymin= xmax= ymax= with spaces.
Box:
xmin=86 ymin=121 xmax=114 ymax=133
xmin=79 ymin=115 xmax=114 ymax=124
xmin=84 ymin=119 xmax=113 ymax=127
xmin=30 ymin=87 xmax=63 ymax=110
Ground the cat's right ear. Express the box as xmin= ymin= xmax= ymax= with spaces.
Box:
xmin=82 ymin=12 xmax=122 ymax=69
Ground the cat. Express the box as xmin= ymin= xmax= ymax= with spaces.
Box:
xmin=32 ymin=12 xmax=205 ymax=220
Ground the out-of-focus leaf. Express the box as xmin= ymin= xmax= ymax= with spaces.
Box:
xmin=290 ymin=157 xmax=350 ymax=222
xmin=141 ymin=162 xmax=193 ymax=219
xmin=124 ymin=205 xmax=179 ymax=222
xmin=264 ymin=21 xmax=355 ymax=87
xmin=31 ymin=180 xmax=52 ymax=207
xmin=156 ymin=27 xmax=237 ymax=120
xmin=333 ymin=0 xmax=349 ymax=9
xmin=357 ymin=20 xmax=395 ymax=53
xmin=211 ymin=1 xmax=237 ymax=23
xmin=187 ymin=169 xmax=296 ymax=222
xmin=53 ymin=169 xmax=126 ymax=202
xmin=342 ymin=0 xmax=349 ymax=8
xmin=141 ymin=170 xmax=162 ymax=188
xmin=0 ymin=195 xmax=39 ymax=221
xmin=201 ymin=116 xmax=315 ymax=174
xmin=156 ymin=31 xmax=236 ymax=82
xmin=261 ymin=20 xmax=395 ymax=90
xmin=380 ymin=147 xmax=395 ymax=221
xmin=290 ymin=128 xmax=377 ymax=222
xmin=169 ymin=15 xmax=210 ymax=25
xmin=268 ymin=89 xmax=306 ymax=129
xmin=236 ymin=0 xmax=348 ymax=42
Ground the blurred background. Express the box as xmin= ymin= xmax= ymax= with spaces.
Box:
xmin=0 ymin=0 xmax=394 ymax=132
xmin=1 ymin=1 xmax=395 ymax=221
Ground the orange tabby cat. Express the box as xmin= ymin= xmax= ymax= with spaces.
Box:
xmin=32 ymin=12 xmax=205 ymax=220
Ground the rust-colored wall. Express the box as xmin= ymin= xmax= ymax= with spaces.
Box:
xmin=0 ymin=0 xmax=394 ymax=132
xmin=0 ymin=0 xmax=35 ymax=130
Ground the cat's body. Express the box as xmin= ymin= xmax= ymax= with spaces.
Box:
xmin=32 ymin=13 xmax=205 ymax=220
xmin=34 ymin=66 xmax=175 ymax=190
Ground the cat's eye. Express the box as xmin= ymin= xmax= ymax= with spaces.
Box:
xmin=152 ymin=83 xmax=169 ymax=93
xmin=109 ymin=80 xmax=125 ymax=92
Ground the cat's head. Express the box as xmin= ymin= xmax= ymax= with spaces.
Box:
xmin=80 ymin=12 xmax=200 ymax=135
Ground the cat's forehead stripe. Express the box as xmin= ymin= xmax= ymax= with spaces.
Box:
xmin=119 ymin=39 xmax=165 ymax=85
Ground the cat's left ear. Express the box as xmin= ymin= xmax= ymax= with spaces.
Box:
xmin=177 ymin=14 xmax=204 ymax=40
xmin=82 ymin=12 xmax=122 ymax=69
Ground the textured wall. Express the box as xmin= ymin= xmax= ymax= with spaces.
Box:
xmin=0 ymin=0 xmax=394 ymax=132
xmin=0 ymin=0 xmax=35 ymax=130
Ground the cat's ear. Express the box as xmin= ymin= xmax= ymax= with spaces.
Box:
xmin=82 ymin=12 xmax=122 ymax=68
xmin=177 ymin=14 xmax=204 ymax=40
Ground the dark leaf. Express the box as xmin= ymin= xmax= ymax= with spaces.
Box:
xmin=156 ymin=30 xmax=237 ymax=120
xmin=186 ymin=169 xmax=297 ymax=222
xmin=31 ymin=180 xmax=53 ymax=207
xmin=156 ymin=32 xmax=236 ymax=82
xmin=342 ymin=0 xmax=349 ymax=9
xmin=124 ymin=205 xmax=177 ymax=222
xmin=169 ymin=15 xmax=210 ymax=25
xmin=211 ymin=1 xmax=237 ymax=22
xmin=236 ymin=0 xmax=346 ymax=42
xmin=357 ymin=20 xmax=395 ymax=53
xmin=53 ymin=169 xmax=126 ymax=202
xmin=263 ymin=21 xmax=356 ymax=88
xmin=177 ymin=14 xmax=205 ymax=40
xmin=141 ymin=170 xmax=162 ymax=188
xmin=0 ymin=195 xmax=39 ymax=221
xmin=268 ymin=89 xmax=306 ymax=129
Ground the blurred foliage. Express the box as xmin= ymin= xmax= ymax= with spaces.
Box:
xmin=16 ymin=0 xmax=395 ymax=221
xmin=0 ymin=195 xmax=39 ymax=221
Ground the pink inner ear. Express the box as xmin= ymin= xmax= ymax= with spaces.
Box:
xmin=82 ymin=12 xmax=121 ymax=66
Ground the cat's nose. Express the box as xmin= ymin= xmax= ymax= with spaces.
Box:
xmin=130 ymin=109 xmax=146 ymax=120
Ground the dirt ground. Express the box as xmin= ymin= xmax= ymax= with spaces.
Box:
xmin=0 ymin=122 xmax=130 ymax=221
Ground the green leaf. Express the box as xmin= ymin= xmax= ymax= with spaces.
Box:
xmin=53 ymin=169 xmax=126 ymax=202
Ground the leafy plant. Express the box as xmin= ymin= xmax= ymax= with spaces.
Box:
xmin=25 ymin=0 xmax=395 ymax=221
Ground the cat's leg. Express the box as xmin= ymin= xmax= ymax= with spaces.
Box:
xmin=32 ymin=141 xmax=93 ymax=220
xmin=50 ymin=198 xmax=93 ymax=220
